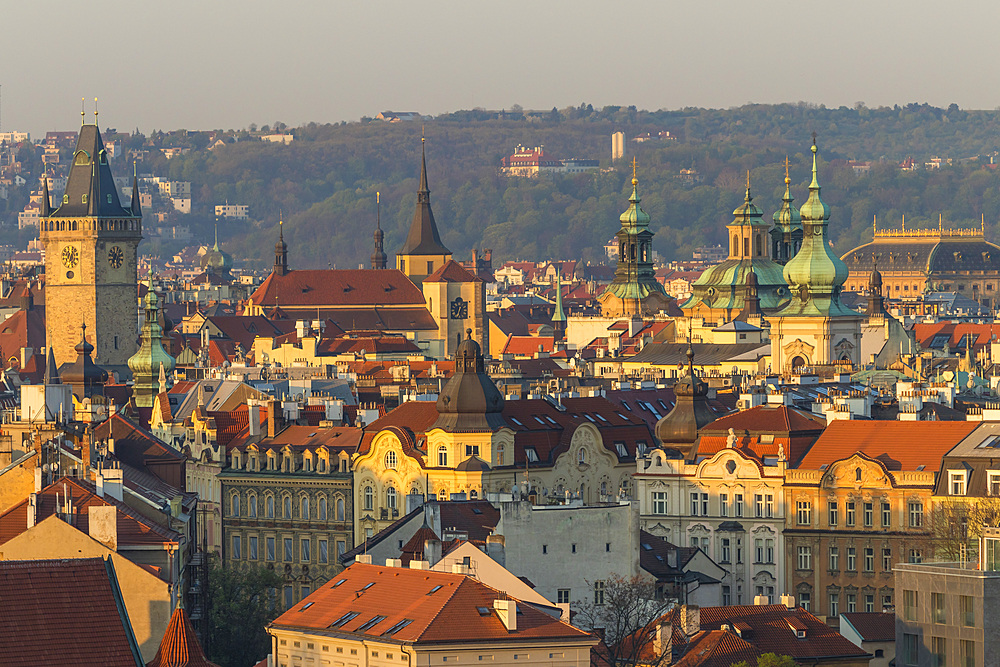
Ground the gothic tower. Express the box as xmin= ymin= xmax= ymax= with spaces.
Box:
xmin=396 ymin=137 xmax=452 ymax=286
xmin=371 ymin=192 xmax=387 ymax=270
xmin=41 ymin=116 xmax=142 ymax=369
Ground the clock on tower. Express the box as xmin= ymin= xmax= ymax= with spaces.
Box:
xmin=450 ymin=297 xmax=468 ymax=320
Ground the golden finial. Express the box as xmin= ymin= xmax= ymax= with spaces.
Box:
xmin=94 ymin=97 xmax=98 ymax=121
xmin=783 ymin=156 xmax=791 ymax=185
xmin=631 ymin=157 xmax=638 ymax=185
xmin=902 ymin=214 xmax=905 ymax=231
xmin=81 ymin=97 xmax=85 ymax=125
xmin=746 ymin=169 xmax=751 ymax=189
xmin=873 ymin=215 xmax=876 ymax=236
xmin=422 ymin=124 xmax=425 ymax=143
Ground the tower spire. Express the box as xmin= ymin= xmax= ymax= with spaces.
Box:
xmin=274 ymin=214 xmax=288 ymax=276
xmin=371 ymin=191 xmax=387 ymax=269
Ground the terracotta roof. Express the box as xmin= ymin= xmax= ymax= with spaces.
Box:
xmin=797 ymin=420 xmax=977 ymax=471
xmin=502 ymin=335 xmax=555 ymax=356
xmin=0 ymin=557 xmax=144 ymax=667
xmin=840 ymin=612 xmax=895 ymax=642
xmin=317 ymin=336 xmax=421 ymax=356
xmin=674 ymin=629 xmax=765 ymax=667
xmin=271 ymin=563 xmax=593 ymax=644
xmin=696 ymin=405 xmax=826 ymax=464
xmin=203 ymin=316 xmax=284 ymax=349
xmin=424 ymin=260 xmax=482 ymax=283
xmin=0 ymin=476 xmax=181 ymax=548
xmin=400 ymin=524 xmax=440 ymax=565
xmin=146 ymin=603 xmax=220 ymax=667
xmin=685 ymin=604 xmax=869 ymax=661
xmin=234 ymin=425 xmax=362 ymax=454
xmin=249 ymin=269 xmax=426 ymax=308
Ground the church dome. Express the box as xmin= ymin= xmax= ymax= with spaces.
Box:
xmin=654 ymin=347 xmax=717 ymax=459
xmin=433 ymin=330 xmax=505 ymax=432
xmin=200 ymin=227 xmax=233 ymax=275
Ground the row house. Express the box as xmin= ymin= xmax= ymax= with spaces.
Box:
xmin=220 ymin=424 xmax=359 ymax=610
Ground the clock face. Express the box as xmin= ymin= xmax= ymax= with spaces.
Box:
xmin=450 ymin=297 xmax=468 ymax=320
xmin=108 ymin=246 xmax=124 ymax=269
xmin=61 ymin=245 xmax=79 ymax=269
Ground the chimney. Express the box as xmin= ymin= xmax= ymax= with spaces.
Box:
xmin=385 ymin=558 xmax=402 ymax=568
xmin=27 ymin=493 xmax=37 ymax=529
xmin=88 ymin=505 xmax=118 ymax=550
xmin=100 ymin=466 xmax=124 ymax=502
xmin=753 ymin=595 xmax=768 ymax=605
xmin=20 ymin=346 xmax=32 ymax=369
xmin=354 ymin=554 xmax=373 ymax=564
xmin=680 ymin=605 xmax=700 ymax=637
xmin=34 ymin=467 xmax=42 ymax=493
xmin=81 ymin=429 xmax=91 ymax=473
xmin=494 ymin=599 xmax=517 ymax=631
xmin=780 ymin=594 xmax=796 ymax=610
xmin=409 ymin=560 xmax=430 ymax=570
xmin=653 ymin=620 xmax=673 ymax=664
xmin=486 ymin=534 xmax=506 ymax=567
xmin=248 ymin=404 xmax=260 ymax=437
xmin=267 ymin=399 xmax=281 ymax=438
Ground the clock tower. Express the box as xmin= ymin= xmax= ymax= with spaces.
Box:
xmin=41 ymin=119 xmax=142 ymax=370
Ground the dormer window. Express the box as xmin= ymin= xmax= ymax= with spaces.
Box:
xmin=949 ymin=470 xmax=967 ymax=495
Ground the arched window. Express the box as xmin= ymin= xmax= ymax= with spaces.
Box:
xmin=578 ymin=449 xmax=586 ymax=465
xmin=385 ymin=451 xmax=397 ymax=470
xmin=319 ymin=496 xmax=327 ymax=520
xmin=300 ymin=496 xmax=310 ymax=520
xmin=231 ymin=494 xmax=240 ymax=517
xmin=337 ymin=497 xmax=346 ymax=522
xmin=470 ymin=489 xmax=479 ymax=499
xmin=438 ymin=488 xmax=448 ymax=500
xmin=283 ymin=495 xmax=292 ymax=519
xmin=364 ymin=486 xmax=374 ymax=511
xmin=248 ymin=494 xmax=257 ymax=518
xmin=386 ymin=487 xmax=397 ymax=510
xmin=438 ymin=446 xmax=448 ymax=467
xmin=856 ymin=467 xmax=863 ymax=482
xmin=496 ymin=444 xmax=505 ymax=466
xmin=743 ymin=237 xmax=750 ymax=258
xmin=266 ymin=495 xmax=274 ymax=518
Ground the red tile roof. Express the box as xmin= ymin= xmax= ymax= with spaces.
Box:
xmin=424 ymin=259 xmax=482 ymax=283
xmin=271 ymin=563 xmax=593 ymax=645
xmin=673 ymin=629 xmax=765 ymax=667
xmin=840 ymin=612 xmax=895 ymax=642
xmin=146 ymin=603 xmax=220 ymax=667
xmin=502 ymin=335 xmax=555 ymax=355
xmin=0 ymin=557 xmax=144 ymax=667
xmin=0 ymin=476 xmax=181 ymax=548
xmin=249 ymin=269 xmax=426 ymax=308
xmin=696 ymin=405 xmax=826 ymax=464
xmin=797 ymin=420 xmax=977 ymax=471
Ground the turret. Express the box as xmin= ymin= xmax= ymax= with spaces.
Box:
xmin=274 ymin=218 xmax=288 ymax=276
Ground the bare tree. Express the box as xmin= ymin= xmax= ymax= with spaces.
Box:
xmin=930 ymin=498 xmax=1000 ymax=562
xmin=573 ymin=575 xmax=674 ymax=667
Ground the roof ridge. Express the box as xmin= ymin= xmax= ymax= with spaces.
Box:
xmin=410 ymin=570 xmax=469 ymax=641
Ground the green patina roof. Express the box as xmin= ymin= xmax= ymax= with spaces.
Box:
xmin=619 ymin=178 xmax=651 ymax=230
xmin=730 ymin=181 xmax=768 ymax=227
xmin=128 ymin=277 xmax=176 ymax=407
xmin=772 ymin=165 xmax=802 ymax=232
xmin=777 ymin=142 xmax=855 ymax=318
xmin=682 ymin=260 xmax=789 ymax=311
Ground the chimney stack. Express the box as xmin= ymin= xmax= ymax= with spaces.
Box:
xmin=248 ymin=404 xmax=260 ymax=437
xmin=88 ymin=505 xmax=118 ymax=550
xmin=27 ymin=493 xmax=37 ymax=529
xmin=680 ymin=605 xmax=700 ymax=637
xmin=494 ymin=599 xmax=517 ymax=632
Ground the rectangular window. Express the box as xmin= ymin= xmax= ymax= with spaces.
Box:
xmin=755 ymin=494 xmax=764 ymax=518
xmin=828 ymin=593 xmax=839 ymax=618
xmin=883 ymin=548 xmax=892 ymax=571
xmin=284 ymin=585 xmax=293 ymax=610
xmin=847 ymin=547 xmax=857 ymax=571
xmin=755 ymin=538 xmax=764 ymax=564
xmin=266 ymin=537 xmax=275 ymax=562
xmin=961 ymin=595 xmax=974 ymax=627
xmin=736 ymin=538 xmax=743 ymax=564
xmin=797 ymin=545 xmax=812 ymax=570
xmin=701 ymin=493 xmax=708 ymax=516
xmin=249 ymin=536 xmax=258 ymax=560
xmin=829 ymin=501 xmax=838 ymax=527
xmin=931 ymin=637 xmax=946 ymax=667
xmin=284 ymin=537 xmax=293 ymax=562
xmin=903 ymin=633 xmax=918 ymax=666
xmin=904 ymin=590 xmax=918 ymax=621
xmin=797 ymin=501 xmax=811 ymax=526
xmin=910 ymin=549 xmax=923 ymax=564
xmin=846 ymin=501 xmax=856 ymax=527
xmin=961 ymin=639 xmax=975 ymax=667
xmin=864 ymin=547 xmax=874 ymax=572
xmin=734 ymin=494 xmax=744 ymax=518
xmin=690 ymin=492 xmax=699 ymax=516
xmin=721 ymin=538 xmax=731 ymax=563
xmin=864 ymin=502 xmax=874 ymax=527
xmin=933 ymin=592 xmax=946 ymax=624
xmin=910 ymin=502 xmax=923 ymax=527
xmin=800 ymin=592 xmax=810 ymax=611
xmin=766 ymin=539 xmax=774 ymax=563
xmin=653 ymin=492 xmax=668 ymax=515
xmin=301 ymin=538 xmax=311 ymax=563
xmin=720 ymin=493 xmax=729 ymax=517
xmin=319 ymin=540 xmax=328 ymax=564
xmin=882 ymin=502 xmax=891 ymax=528
xmin=232 ymin=535 xmax=241 ymax=560
xmin=990 ymin=472 xmax=1000 ymax=496
xmin=847 ymin=593 xmax=856 ymax=613
xmin=765 ymin=494 xmax=774 ymax=518
xmin=950 ymin=470 xmax=967 ymax=495
xmin=722 ymin=585 xmax=731 ymax=606
xmin=865 ymin=594 xmax=874 ymax=612
xmin=557 ymin=589 xmax=570 ymax=604
xmin=594 ymin=580 xmax=605 ymax=605
xmin=829 ymin=546 xmax=839 ymax=571
xmin=337 ymin=541 xmax=346 ymax=558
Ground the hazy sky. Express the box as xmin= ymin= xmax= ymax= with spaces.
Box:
xmin=6 ymin=0 xmax=999 ymax=137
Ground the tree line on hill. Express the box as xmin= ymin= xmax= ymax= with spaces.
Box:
xmin=9 ymin=102 xmax=1000 ymax=268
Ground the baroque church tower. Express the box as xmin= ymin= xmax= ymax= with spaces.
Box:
xmin=396 ymin=137 xmax=452 ymax=286
xmin=41 ymin=113 xmax=142 ymax=369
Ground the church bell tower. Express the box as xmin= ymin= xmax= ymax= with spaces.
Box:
xmin=40 ymin=111 xmax=142 ymax=369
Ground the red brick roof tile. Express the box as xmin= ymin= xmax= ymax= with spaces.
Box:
xmin=673 ymin=629 xmax=765 ymax=667
xmin=0 ymin=557 xmax=143 ymax=667
xmin=840 ymin=611 xmax=895 ymax=642
xmin=146 ymin=603 xmax=220 ymax=667
xmin=249 ymin=269 xmax=426 ymax=308
xmin=424 ymin=260 xmax=482 ymax=283
xmin=797 ymin=420 xmax=976 ymax=471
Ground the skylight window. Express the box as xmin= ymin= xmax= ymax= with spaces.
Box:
xmin=584 ymin=414 xmax=596 ymax=422
xmin=525 ymin=448 xmax=539 ymax=462
xmin=356 ymin=615 xmax=387 ymax=632
xmin=301 ymin=602 xmax=314 ymax=610
xmin=615 ymin=442 xmax=628 ymax=457
xmin=980 ymin=436 xmax=1000 ymax=448
xmin=621 ymin=401 xmax=631 ymax=411
xmin=477 ymin=607 xmax=492 ymax=616
xmin=617 ymin=413 xmax=628 ymax=421
xmin=472 ymin=507 xmax=483 ymax=515
xmin=382 ymin=619 xmax=414 ymax=636
xmin=329 ymin=611 xmax=359 ymax=628
xmin=534 ymin=416 xmax=546 ymax=425
xmin=358 ymin=582 xmax=375 ymax=592
xmin=545 ymin=416 xmax=558 ymax=425
xmin=332 ymin=579 xmax=347 ymax=588
xmin=509 ymin=417 xmax=524 ymax=427
xmin=658 ymin=400 xmax=669 ymax=412
xmin=428 ymin=585 xmax=443 ymax=595
xmin=595 ymin=413 xmax=609 ymax=423
xmin=642 ymin=543 xmax=653 ymax=551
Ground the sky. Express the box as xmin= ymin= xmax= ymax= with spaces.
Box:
xmin=5 ymin=0 xmax=1000 ymax=138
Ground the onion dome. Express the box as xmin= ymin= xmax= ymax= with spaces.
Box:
xmin=200 ymin=226 xmax=233 ymax=276
xmin=60 ymin=323 xmax=108 ymax=399
xmin=433 ymin=329 xmax=505 ymax=432
xmin=655 ymin=347 xmax=717 ymax=460
xmin=772 ymin=162 xmax=802 ymax=231
xmin=731 ymin=176 xmax=766 ymax=224
xmin=128 ymin=277 xmax=176 ymax=408
xmin=619 ymin=173 xmax=651 ymax=228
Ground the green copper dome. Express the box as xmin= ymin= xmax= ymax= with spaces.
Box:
xmin=777 ymin=142 xmax=855 ymax=317
xmin=731 ymin=180 xmax=766 ymax=224
xmin=200 ymin=226 xmax=233 ymax=275
xmin=619 ymin=178 xmax=651 ymax=229
xmin=772 ymin=171 xmax=802 ymax=231
xmin=128 ymin=277 xmax=176 ymax=407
